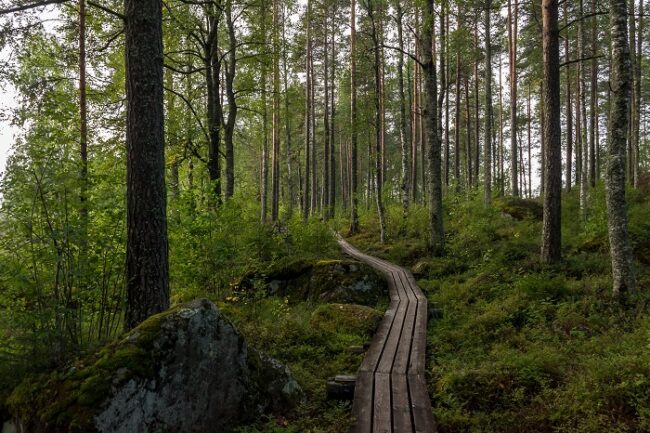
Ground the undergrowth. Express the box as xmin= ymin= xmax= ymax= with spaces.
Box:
xmin=348 ymin=186 xmax=650 ymax=433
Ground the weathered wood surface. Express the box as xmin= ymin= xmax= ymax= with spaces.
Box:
xmin=339 ymin=237 xmax=436 ymax=433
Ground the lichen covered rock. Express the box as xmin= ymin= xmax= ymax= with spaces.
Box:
xmin=7 ymin=299 xmax=303 ymax=433
xmin=236 ymin=259 xmax=387 ymax=306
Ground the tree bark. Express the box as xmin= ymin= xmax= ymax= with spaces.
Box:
xmin=564 ymin=1 xmax=573 ymax=192
xmin=606 ymin=0 xmax=636 ymax=297
xmin=281 ymin=3 xmax=294 ymax=216
xmin=349 ymin=0 xmax=359 ymax=233
xmin=223 ymin=0 xmax=237 ymax=199
xmin=484 ymin=0 xmax=493 ymax=207
xmin=396 ymin=1 xmax=410 ymax=228
xmin=124 ymin=0 xmax=169 ymax=330
xmin=271 ymin=0 xmax=280 ymax=221
xmin=422 ymin=0 xmax=444 ymax=256
xmin=541 ymin=0 xmax=562 ymax=264
xmin=368 ymin=0 xmax=386 ymax=243
xmin=508 ymin=0 xmax=518 ymax=197
xmin=303 ymin=0 xmax=312 ymax=220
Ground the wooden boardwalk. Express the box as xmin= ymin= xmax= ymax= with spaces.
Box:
xmin=339 ymin=238 xmax=436 ymax=433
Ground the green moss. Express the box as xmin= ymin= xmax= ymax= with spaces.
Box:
xmin=310 ymin=303 xmax=382 ymax=335
xmin=5 ymin=304 xmax=185 ymax=432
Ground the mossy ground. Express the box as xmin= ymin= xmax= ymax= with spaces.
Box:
xmin=219 ymin=296 xmax=384 ymax=433
xmin=347 ymin=187 xmax=650 ymax=433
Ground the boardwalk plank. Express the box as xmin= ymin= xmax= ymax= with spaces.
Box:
xmin=351 ymin=371 xmax=374 ymax=433
xmin=392 ymin=373 xmax=413 ymax=433
xmin=373 ymin=372 xmax=392 ymax=433
xmin=340 ymin=237 xmax=435 ymax=433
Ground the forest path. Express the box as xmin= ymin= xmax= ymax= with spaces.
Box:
xmin=338 ymin=237 xmax=436 ymax=433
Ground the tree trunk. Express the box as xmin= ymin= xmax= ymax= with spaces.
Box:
xmin=324 ymin=14 xmax=331 ymax=219
xmin=329 ymin=12 xmax=337 ymax=219
xmin=303 ymin=0 xmax=312 ymax=220
xmin=281 ymin=3 xmax=293 ymax=216
xmin=454 ymin=51 xmax=461 ymax=191
xmin=465 ymin=75 xmax=473 ymax=188
xmin=349 ymin=0 xmax=359 ymax=232
xmin=606 ymin=0 xmax=636 ymax=297
xmin=124 ymin=0 xmax=169 ymax=330
xmin=589 ymin=0 xmax=598 ymax=188
xmin=206 ymin=12 xmax=222 ymax=205
xmin=484 ymin=0 xmax=493 ymax=207
xmin=271 ymin=0 xmax=280 ymax=221
xmin=541 ymin=0 xmax=562 ymax=264
xmin=369 ymin=0 xmax=386 ymax=243
xmin=422 ymin=0 xmax=444 ymax=256
xmin=439 ymin=0 xmax=448 ymax=189
xmin=396 ymin=1 xmax=410 ymax=227
xmin=223 ymin=0 xmax=237 ymax=199
xmin=578 ymin=0 xmax=588 ymax=218
xmin=508 ymin=0 xmax=518 ymax=197
xmin=564 ymin=1 xmax=573 ymax=192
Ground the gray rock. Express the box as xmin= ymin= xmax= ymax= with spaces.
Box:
xmin=8 ymin=299 xmax=303 ymax=433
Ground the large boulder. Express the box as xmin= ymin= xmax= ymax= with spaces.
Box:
xmin=236 ymin=259 xmax=387 ymax=306
xmin=6 ymin=299 xmax=303 ymax=433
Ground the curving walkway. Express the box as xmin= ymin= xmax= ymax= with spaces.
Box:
xmin=339 ymin=237 xmax=436 ymax=433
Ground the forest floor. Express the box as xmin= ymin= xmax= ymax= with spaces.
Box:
xmin=3 ymin=187 xmax=650 ymax=433
xmin=346 ymin=186 xmax=650 ymax=433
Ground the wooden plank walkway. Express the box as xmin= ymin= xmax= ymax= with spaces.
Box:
xmin=339 ymin=237 xmax=436 ymax=433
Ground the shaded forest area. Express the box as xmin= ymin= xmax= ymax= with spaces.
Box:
xmin=0 ymin=0 xmax=650 ymax=431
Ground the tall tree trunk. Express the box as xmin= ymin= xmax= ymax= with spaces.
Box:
xmin=206 ymin=12 xmax=222 ymax=205
xmin=607 ymin=0 xmax=636 ymax=297
xmin=465 ymin=75 xmax=473 ymax=188
xmin=526 ymin=83 xmax=533 ymax=198
xmin=349 ymin=0 xmax=359 ymax=232
xmin=541 ymin=0 xmax=562 ymax=264
xmin=411 ymin=25 xmax=420 ymax=201
xmin=564 ymin=1 xmax=573 ymax=192
xmin=439 ymin=0 xmax=448 ymax=189
xmin=329 ymin=12 xmax=337 ymax=219
xmin=303 ymin=0 xmax=312 ymax=220
xmin=423 ymin=0 xmax=444 ymax=255
xmin=324 ymin=13 xmax=331 ymax=219
xmin=271 ymin=0 xmax=280 ymax=221
xmin=454 ymin=51 xmax=461 ymax=191
xmin=508 ymin=0 xmax=518 ymax=196
xmin=281 ymin=3 xmax=293 ymax=216
xmin=484 ymin=0 xmax=493 ymax=207
xmin=498 ymin=53 xmax=504 ymax=195
xmin=124 ymin=0 xmax=169 ymax=330
xmin=589 ymin=0 xmax=598 ymax=188
xmin=578 ymin=0 xmax=588 ymax=217
xmin=473 ymin=17 xmax=480 ymax=186
xmin=223 ymin=0 xmax=237 ymax=199
xmin=633 ymin=0 xmax=643 ymax=187
xmin=310 ymin=32 xmax=317 ymax=213
xmin=396 ymin=1 xmax=410 ymax=227
xmin=369 ymin=0 xmax=386 ymax=242
xmin=628 ymin=0 xmax=637 ymax=185
xmin=260 ymin=0 xmax=269 ymax=223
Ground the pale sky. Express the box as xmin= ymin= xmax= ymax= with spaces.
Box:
xmin=0 ymin=72 xmax=17 ymax=177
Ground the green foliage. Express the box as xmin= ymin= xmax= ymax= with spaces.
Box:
xmin=220 ymin=296 xmax=380 ymax=433
xmin=353 ymin=189 xmax=650 ymax=433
